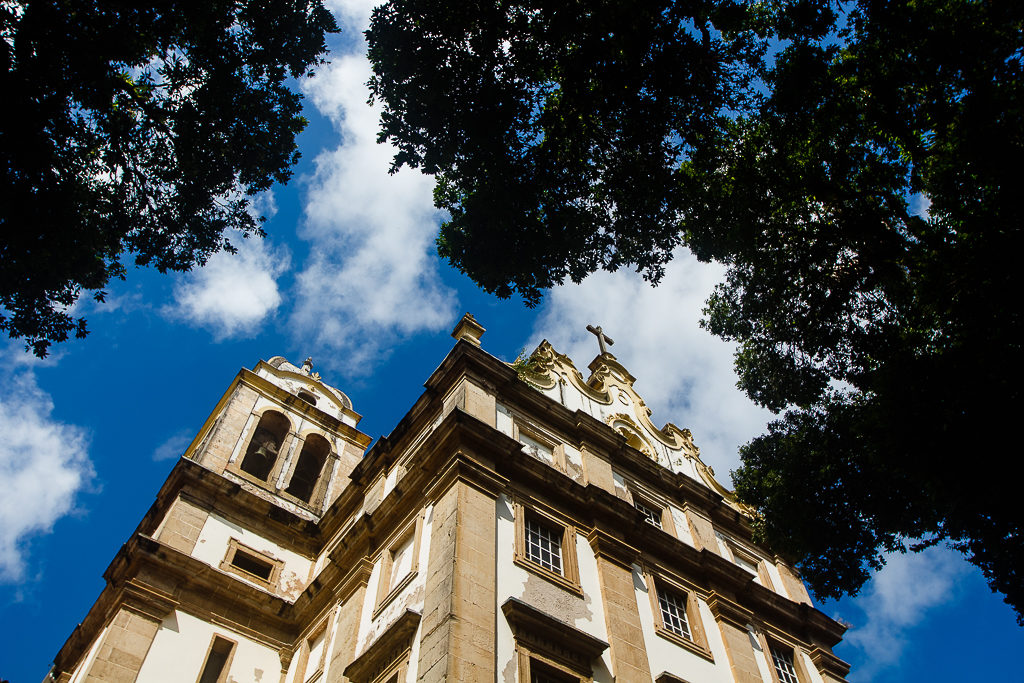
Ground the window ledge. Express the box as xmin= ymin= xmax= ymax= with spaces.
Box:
xmin=373 ymin=570 xmax=418 ymax=618
xmin=654 ymin=627 xmax=715 ymax=662
xmin=514 ymin=557 xmax=583 ymax=597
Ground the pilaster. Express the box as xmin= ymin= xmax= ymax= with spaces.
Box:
xmin=587 ymin=530 xmax=652 ymax=683
xmin=417 ymin=477 xmax=497 ymax=682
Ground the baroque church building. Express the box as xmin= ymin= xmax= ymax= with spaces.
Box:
xmin=48 ymin=314 xmax=851 ymax=683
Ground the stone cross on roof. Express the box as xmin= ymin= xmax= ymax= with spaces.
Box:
xmin=586 ymin=324 xmax=615 ymax=356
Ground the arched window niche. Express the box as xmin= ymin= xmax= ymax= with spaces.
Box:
xmin=239 ymin=411 xmax=290 ymax=481
xmin=612 ymin=419 xmax=656 ymax=461
xmin=285 ymin=434 xmax=331 ymax=503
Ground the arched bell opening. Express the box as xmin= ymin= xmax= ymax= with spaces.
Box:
xmin=285 ymin=433 xmax=331 ymax=503
xmin=239 ymin=411 xmax=290 ymax=481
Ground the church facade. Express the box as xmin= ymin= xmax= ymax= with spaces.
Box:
xmin=48 ymin=314 xmax=851 ymax=683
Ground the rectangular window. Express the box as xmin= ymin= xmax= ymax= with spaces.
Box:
xmin=727 ymin=541 xmax=775 ymax=590
xmin=635 ymin=499 xmax=663 ymax=529
xmin=389 ymin=533 xmax=415 ymax=590
xmin=219 ymin=539 xmax=282 ymax=590
xmin=525 ymin=516 xmax=563 ymax=575
xmin=197 ymin=636 xmax=234 ymax=683
xmin=230 ymin=549 xmax=274 ymax=581
xmin=770 ymin=645 xmax=800 ymax=683
xmin=374 ymin=511 xmax=424 ymax=614
xmin=657 ymin=589 xmax=692 ymax=640
xmin=513 ymin=502 xmax=581 ymax=594
xmin=647 ymin=573 xmax=713 ymax=661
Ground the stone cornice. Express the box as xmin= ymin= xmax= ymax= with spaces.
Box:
xmin=586 ymin=528 xmax=641 ymax=569
xmin=706 ymin=592 xmax=756 ymax=628
xmin=130 ymin=458 xmax=322 ymax=558
xmin=809 ymin=646 xmax=852 ymax=679
xmin=52 ymin=533 xmax=297 ymax=678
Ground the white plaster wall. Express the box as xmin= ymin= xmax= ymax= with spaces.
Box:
xmin=668 ymin=505 xmax=695 ymax=547
xmin=632 ymin=570 xmax=733 ymax=683
xmin=765 ymin=562 xmax=787 ymax=596
xmin=312 ymin=511 xmax=360 ymax=577
xmin=674 ymin=456 xmax=703 ymax=482
xmin=136 ymin=610 xmax=280 ymax=683
xmin=564 ymin=444 xmax=582 ymax=468
xmin=382 ymin=464 xmax=400 ymax=500
xmin=714 ymin=531 xmax=733 ymax=559
xmin=536 ymin=382 xmax=562 ymax=407
xmin=496 ymin=403 xmax=514 ymax=437
xmin=495 ymin=495 xmax=517 ymax=683
xmin=352 ymin=504 xmax=433 ymax=657
xmin=611 ymin=471 xmax=629 ymax=499
xmin=192 ymin=512 xmax=312 ymax=599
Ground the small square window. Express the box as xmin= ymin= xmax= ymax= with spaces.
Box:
xmin=230 ymin=549 xmax=274 ymax=581
xmin=513 ymin=503 xmax=580 ymax=594
xmin=525 ymin=516 xmax=563 ymax=574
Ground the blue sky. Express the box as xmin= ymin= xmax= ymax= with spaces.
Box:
xmin=1 ymin=2 xmax=1020 ymax=680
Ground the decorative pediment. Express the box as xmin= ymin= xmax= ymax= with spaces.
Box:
xmin=501 ymin=597 xmax=608 ymax=668
xmin=514 ymin=340 xmax=756 ymax=519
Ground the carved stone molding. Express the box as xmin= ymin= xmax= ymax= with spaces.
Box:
xmin=344 ymin=608 xmax=421 ymax=683
xmin=501 ymin=597 xmax=608 ymax=673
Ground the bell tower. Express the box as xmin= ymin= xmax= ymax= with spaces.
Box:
xmin=186 ymin=355 xmax=370 ymax=516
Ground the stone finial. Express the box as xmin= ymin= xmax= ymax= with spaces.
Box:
xmin=451 ymin=312 xmax=486 ymax=346
xmin=301 ymin=357 xmax=313 ymax=375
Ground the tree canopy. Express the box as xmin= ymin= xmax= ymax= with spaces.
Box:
xmin=1 ymin=0 xmax=338 ymax=356
xmin=367 ymin=0 xmax=1024 ymax=619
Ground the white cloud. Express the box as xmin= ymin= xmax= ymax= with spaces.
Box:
xmin=291 ymin=35 xmax=456 ymax=371
xmin=323 ymin=0 xmax=378 ymax=37
xmin=168 ymin=234 xmax=289 ymax=339
xmin=251 ymin=189 xmax=278 ymax=221
xmin=530 ymin=250 xmax=773 ymax=483
xmin=843 ymin=546 xmax=970 ymax=680
xmin=152 ymin=429 xmax=193 ymax=462
xmin=0 ymin=350 xmax=93 ymax=581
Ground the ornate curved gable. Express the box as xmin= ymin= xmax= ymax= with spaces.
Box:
xmin=256 ymin=356 xmax=357 ymax=425
xmin=514 ymin=340 xmax=754 ymax=517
